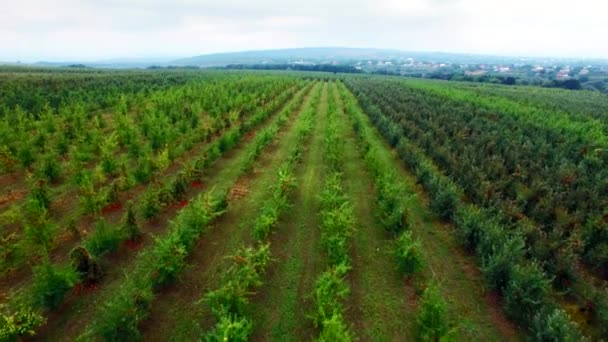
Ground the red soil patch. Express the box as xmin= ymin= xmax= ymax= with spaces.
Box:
xmin=73 ymin=282 xmax=99 ymax=296
xmin=101 ymin=202 xmax=123 ymax=214
xmin=191 ymin=181 xmax=204 ymax=189
xmin=176 ymin=199 xmax=189 ymax=208
xmin=0 ymin=189 xmax=27 ymax=206
xmin=124 ymin=239 xmax=144 ymax=251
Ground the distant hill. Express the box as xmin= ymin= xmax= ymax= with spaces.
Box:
xmin=170 ymin=47 xmax=587 ymax=67
xmin=169 ymin=47 xmax=528 ymax=67
xmin=6 ymin=47 xmax=606 ymax=69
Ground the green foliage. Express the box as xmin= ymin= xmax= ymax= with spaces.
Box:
xmin=141 ymin=190 xmax=163 ymax=219
xmin=0 ymin=233 xmax=24 ymax=276
xmin=318 ymin=173 xmax=354 ymax=266
xmin=122 ymin=201 xmax=142 ymax=242
xmin=311 ymin=263 xmax=350 ymax=328
xmin=206 ymin=245 xmax=271 ymax=317
xmin=24 ymin=217 xmax=56 ymax=253
xmin=90 ymin=278 xmax=154 ymax=341
xmin=532 ymin=308 xmax=583 ymax=342
xmin=504 ymin=263 xmax=551 ymax=324
xmin=204 ymin=315 xmax=253 ymax=342
xmin=0 ymin=307 xmax=45 ymax=341
xmin=480 ymin=233 xmax=525 ymax=292
xmin=376 ymin=173 xmax=408 ymax=234
xmin=416 ymin=282 xmax=452 ymax=341
xmin=28 ymin=178 xmax=51 ymax=212
xmin=39 ymin=153 xmax=61 ymax=183
xmin=31 ymin=258 xmax=79 ymax=310
xmin=316 ymin=312 xmax=353 ymax=342
xmin=83 ymin=219 xmax=123 ymax=258
xmin=394 ymin=230 xmax=424 ymax=276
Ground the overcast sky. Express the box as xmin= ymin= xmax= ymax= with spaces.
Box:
xmin=1 ymin=0 xmax=607 ymax=62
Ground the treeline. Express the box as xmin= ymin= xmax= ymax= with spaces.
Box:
xmin=224 ymin=63 xmax=362 ymax=74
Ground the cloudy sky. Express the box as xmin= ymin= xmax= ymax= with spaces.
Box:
xmin=1 ymin=0 xmax=607 ymax=62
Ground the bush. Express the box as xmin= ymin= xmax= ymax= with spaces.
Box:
xmin=318 ymin=312 xmax=353 ymax=342
xmin=31 ymin=258 xmax=79 ymax=309
xmin=429 ymin=179 xmax=459 ymax=221
xmin=141 ymin=191 xmax=163 ymax=219
xmin=453 ymin=205 xmax=487 ymax=252
xmin=394 ymin=231 xmax=424 ymax=276
xmin=204 ymin=314 xmax=253 ymax=342
xmin=206 ymin=245 xmax=271 ymax=317
xmin=24 ymin=218 xmax=56 ymax=253
xmin=122 ymin=202 xmax=142 ymax=242
xmin=416 ymin=282 xmax=452 ymax=341
xmin=312 ymin=263 xmax=350 ymax=327
xmin=481 ymin=234 xmax=525 ymax=292
xmin=91 ymin=278 xmax=153 ymax=341
xmin=28 ymin=179 xmax=51 ymax=211
xmin=376 ymin=174 xmax=408 ymax=234
xmin=83 ymin=219 xmax=123 ymax=258
xmin=504 ymin=263 xmax=551 ymax=324
xmin=532 ymin=308 xmax=582 ymax=342
xmin=40 ymin=153 xmax=61 ymax=183
xmin=0 ymin=307 xmax=45 ymax=341
xmin=148 ymin=233 xmax=187 ymax=289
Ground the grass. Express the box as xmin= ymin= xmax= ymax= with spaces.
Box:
xmin=248 ymin=82 xmax=329 ymax=341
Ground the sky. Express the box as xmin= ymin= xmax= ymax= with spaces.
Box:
xmin=1 ymin=0 xmax=607 ymax=62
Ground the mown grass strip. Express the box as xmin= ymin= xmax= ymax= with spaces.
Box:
xmin=202 ymin=86 xmax=320 ymax=340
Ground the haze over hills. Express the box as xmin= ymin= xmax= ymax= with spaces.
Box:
xmin=24 ymin=47 xmax=608 ymax=69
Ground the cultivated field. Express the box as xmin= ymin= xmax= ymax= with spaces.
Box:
xmin=0 ymin=68 xmax=607 ymax=341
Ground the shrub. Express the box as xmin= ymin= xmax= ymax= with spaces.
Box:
xmin=31 ymin=258 xmax=79 ymax=310
xmin=394 ymin=231 xmax=424 ymax=276
xmin=28 ymin=179 xmax=51 ymax=211
xmin=141 ymin=191 xmax=163 ymax=219
xmin=312 ymin=263 xmax=350 ymax=327
xmin=318 ymin=312 xmax=353 ymax=342
xmin=504 ymin=262 xmax=551 ymax=324
xmin=83 ymin=219 xmax=123 ymax=258
xmin=24 ymin=218 xmax=56 ymax=253
xmin=204 ymin=314 xmax=253 ymax=342
xmin=416 ymin=282 xmax=452 ymax=341
xmin=206 ymin=245 xmax=271 ymax=317
xmin=0 ymin=233 xmax=24 ymax=276
xmin=122 ymin=202 xmax=142 ymax=242
xmin=428 ymin=179 xmax=459 ymax=221
xmin=532 ymin=308 xmax=582 ymax=342
xmin=0 ymin=307 xmax=45 ymax=341
xmin=376 ymin=174 xmax=408 ymax=234
xmin=91 ymin=278 xmax=153 ymax=341
xmin=17 ymin=142 xmax=35 ymax=168
xmin=40 ymin=153 xmax=61 ymax=183
xmin=148 ymin=233 xmax=187 ymax=289
xmin=481 ymin=234 xmax=525 ymax=292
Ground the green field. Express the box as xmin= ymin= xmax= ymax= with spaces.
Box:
xmin=1 ymin=68 xmax=607 ymax=341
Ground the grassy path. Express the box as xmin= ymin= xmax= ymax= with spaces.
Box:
xmin=331 ymin=83 xmax=415 ymax=341
xmin=248 ymin=82 xmax=329 ymax=341
xmin=138 ymin=82 xmax=322 ymax=341
xmin=30 ymin=83 xmax=316 ymax=342
xmin=335 ymin=83 xmax=521 ymax=341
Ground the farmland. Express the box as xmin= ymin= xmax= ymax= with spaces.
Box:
xmin=0 ymin=67 xmax=607 ymax=341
